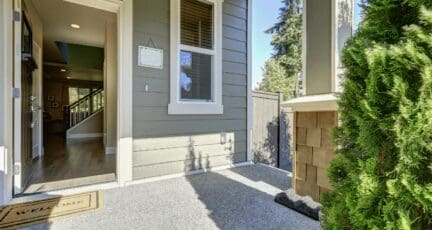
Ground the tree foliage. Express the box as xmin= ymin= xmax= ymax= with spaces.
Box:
xmin=257 ymin=0 xmax=302 ymax=100
xmin=321 ymin=1 xmax=432 ymax=229
xmin=258 ymin=58 xmax=296 ymax=99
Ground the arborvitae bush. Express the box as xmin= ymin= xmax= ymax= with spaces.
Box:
xmin=321 ymin=1 xmax=432 ymax=229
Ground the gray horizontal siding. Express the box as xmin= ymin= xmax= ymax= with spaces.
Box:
xmin=133 ymin=153 xmax=247 ymax=179
xmin=132 ymin=0 xmax=249 ymax=180
xmin=133 ymin=131 xmax=247 ymax=151
xmin=133 ymin=141 xmax=247 ymax=166
xmin=133 ymin=120 xmax=247 ymax=137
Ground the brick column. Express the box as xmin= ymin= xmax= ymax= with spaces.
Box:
xmin=293 ymin=111 xmax=337 ymax=202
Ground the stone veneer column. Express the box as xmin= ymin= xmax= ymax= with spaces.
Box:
xmin=293 ymin=111 xmax=337 ymax=202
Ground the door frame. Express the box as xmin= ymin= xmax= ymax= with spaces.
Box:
xmin=32 ymin=41 xmax=43 ymax=159
xmin=13 ymin=0 xmax=23 ymax=195
xmin=1 ymin=0 xmax=133 ymax=203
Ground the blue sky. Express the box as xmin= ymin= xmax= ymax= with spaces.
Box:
xmin=252 ymin=0 xmax=284 ymax=88
xmin=252 ymin=0 xmax=364 ymax=88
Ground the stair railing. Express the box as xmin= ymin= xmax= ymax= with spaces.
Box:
xmin=65 ymin=88 xmax=104 ymax=129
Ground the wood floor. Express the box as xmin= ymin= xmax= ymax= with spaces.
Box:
xmin=24 ymin=134 xmax=116 ymax=194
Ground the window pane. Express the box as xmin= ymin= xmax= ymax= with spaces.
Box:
xmin=181 ymin=0 xmax=213 ymax=49
xmin=78 ymin=88 xmax=90 ymax=99
xmin=180 ymin=51 xmax=212 ymax=101
xmin=69 ymin=87 xmax=78 ymax=104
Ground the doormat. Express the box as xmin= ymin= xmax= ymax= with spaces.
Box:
xmin=0 ymin=191 xmax=102 ymax=229
xmin=274 ymin=189 xmax=321 ymax=220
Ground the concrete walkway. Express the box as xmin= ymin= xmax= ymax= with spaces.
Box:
xmin=25 ymin=164 xmax=320 ymax=230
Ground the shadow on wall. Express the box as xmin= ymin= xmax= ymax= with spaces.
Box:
xmin=182 ymin=133 xmax=241 ymax=174
xmin=253 ymin=112 xmax=293 ymax=172
xmin=183 ymin=137 xmax=211 ymax=173
xmin=279 ymin=112 xmax=292 ymax=172
xmin=252 ymin=116 xmax=278 ymax=166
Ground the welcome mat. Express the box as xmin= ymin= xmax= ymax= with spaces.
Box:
xmin=0 ymin=191 xmax=102 ymax=229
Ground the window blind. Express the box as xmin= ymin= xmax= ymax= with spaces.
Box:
xmin=181 ymin=0 xmax=214 ymax=49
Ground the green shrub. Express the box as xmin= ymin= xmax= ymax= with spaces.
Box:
xmin=321 ymin=1 xmax=432 ymax=229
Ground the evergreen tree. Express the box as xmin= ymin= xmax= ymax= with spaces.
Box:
xmin=257 ymin=0 xmax=302 ymax=99
xmin=266 ymin=0 xmax=302 ymax=78
xmin=322 ymin=1 xmax=432 ymax=229
xmin=258 ymin=58 xmax=296 ymax=100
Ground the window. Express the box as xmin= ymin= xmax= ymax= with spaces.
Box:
xmin=169 ymin=0 xmax=223 ymax=114
xmin=69 ymin=87 xmax=91 ymax=104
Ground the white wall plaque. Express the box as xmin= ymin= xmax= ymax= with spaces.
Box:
xmin=138 ymin=46 xmax=163 ymax=69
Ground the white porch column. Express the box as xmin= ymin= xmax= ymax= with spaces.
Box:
xmin=302 ymin=0 xmax=352 ymax=95
xmin=286 ymin=0 xmax=353 ymax=201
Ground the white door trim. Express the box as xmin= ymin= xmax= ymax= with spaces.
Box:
xmin=1 ymin=0 xmax=133 ymax=204
xmin=32 ymin=41 xmax=43 ymax=159
xmin=63 ymin=0 xmax=122 ymax=13
xmin=116 ymin=0 xmax=133 ymax=185
xmin=0 ymin=0 xmax=14 ymax=205
xmin=13 ymin=0 xmax=23 ymax=195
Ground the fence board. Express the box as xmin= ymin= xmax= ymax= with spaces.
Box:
xmin=252 ymin=91 xmax=281 ymax=167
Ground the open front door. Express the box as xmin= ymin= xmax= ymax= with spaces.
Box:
xmin=13 ymin=0 xmax=37 ymax=195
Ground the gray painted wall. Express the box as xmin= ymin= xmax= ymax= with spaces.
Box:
xmin=306 ymin=0 xmax=332 ymax=95
xmin=132 ymin=0 xmax=249 ymax=179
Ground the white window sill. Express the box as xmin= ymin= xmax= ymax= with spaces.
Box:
xmin=168 ymin=103 xmax=223 ymax=115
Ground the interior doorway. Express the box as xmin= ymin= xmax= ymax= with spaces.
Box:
xmin=14 ymin=0 xmax=118 ymax=195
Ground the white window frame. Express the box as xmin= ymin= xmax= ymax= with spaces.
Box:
xmin=169 ymin=0 xmax=224 ymax=115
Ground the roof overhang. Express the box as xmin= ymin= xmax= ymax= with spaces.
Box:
xmin=282 ymin=93 xmax=339 ymax=112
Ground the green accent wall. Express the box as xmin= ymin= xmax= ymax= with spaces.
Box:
xmin=67 ymin=44 xmax=104 ymax=70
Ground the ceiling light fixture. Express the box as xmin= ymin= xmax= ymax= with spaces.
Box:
xmin=70 ymin=24 xmax=80 ymax=29
xmin=66 ymin=77 xmax=71 ymax=79
xmin=61 ymin=69 xmax=66 ymax=72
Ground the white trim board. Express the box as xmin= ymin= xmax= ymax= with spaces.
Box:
xmin=168 ymin=0 xmax=224 ymax=115
xmin=116 ymin=0 xmax=133 ymax=185
xmin=0 ymin=0 xmax=14 ymax=204
xmin=13 ymin=0 xmax=23 ymax=195
xmin=63 ymin=0 xmax=122 ymax=12
xmin=282 ymin=93 xmax=339 ymax=112
xmin=246 ymin=0 xmax=253 ymax=162
xmin=66 ymin=133 xmax=104 ymax=139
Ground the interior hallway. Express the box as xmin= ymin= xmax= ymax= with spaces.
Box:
xmin=24 ymin=134 xmax=116 ymax=194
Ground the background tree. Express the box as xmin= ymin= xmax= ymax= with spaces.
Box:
xmin=257 ymin=0 xmax=302 ymax=100
xmin=322 ymin=1 xmax=432 ymax=229
xmin=258 ymin=58 xmax=296 ymax=99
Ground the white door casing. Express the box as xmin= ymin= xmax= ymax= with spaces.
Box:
xmin=2 ymin=0 xmax=133 ymax=203
xmin=13 ymin=0 xmax=23 ymax=195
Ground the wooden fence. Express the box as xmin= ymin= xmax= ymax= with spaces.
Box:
xmin=252 ymin=91 xmax=293 ymax=171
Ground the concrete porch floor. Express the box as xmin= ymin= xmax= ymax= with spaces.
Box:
xmin=24 ymin=164 xmax=320 ymax=230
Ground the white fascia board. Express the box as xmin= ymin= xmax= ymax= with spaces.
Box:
xmin=282 ymin=93 xmax=339 ymax=112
